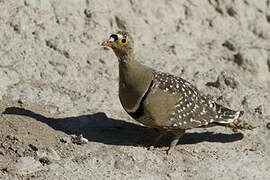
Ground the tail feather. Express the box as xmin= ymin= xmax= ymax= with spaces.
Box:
xmin=214 ymin=104 xmax=254 ymax=130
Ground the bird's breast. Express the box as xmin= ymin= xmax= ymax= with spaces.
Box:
xmin=118 ymin=60 xmax=153 ymax=113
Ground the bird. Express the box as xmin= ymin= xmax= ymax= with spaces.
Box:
xmin=101 ymin=31 xmax=253 ymax=154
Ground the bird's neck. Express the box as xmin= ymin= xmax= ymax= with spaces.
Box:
xmin=118 ymin=57 xmax=153 ymax=113
xmin=112 ymin=47 xmax=134 ymax=63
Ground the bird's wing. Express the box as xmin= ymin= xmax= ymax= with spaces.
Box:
xmin=153 ymin=71 xmax=218 ymax=129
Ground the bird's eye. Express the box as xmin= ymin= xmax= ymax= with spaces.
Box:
xmin=118 ymin=38 xmax=128 ymax=46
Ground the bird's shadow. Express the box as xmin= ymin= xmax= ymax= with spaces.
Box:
xmin=1 ymin=107 xmax=244 ymax=146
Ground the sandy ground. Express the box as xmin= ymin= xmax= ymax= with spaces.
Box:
xmin=0 ymin=0 xmax=270 ymax=179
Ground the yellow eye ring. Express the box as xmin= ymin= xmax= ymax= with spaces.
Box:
xmin=118 ymin=38 xmax=128 ymax=46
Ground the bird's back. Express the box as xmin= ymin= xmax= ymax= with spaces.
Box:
xmin=142 ymin=71 xmax=219 ymax=129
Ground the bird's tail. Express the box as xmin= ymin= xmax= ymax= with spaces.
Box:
xmin=214 ymin=104 xmax=254 ymax=130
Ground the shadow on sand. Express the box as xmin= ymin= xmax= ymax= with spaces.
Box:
xmin=2 ymin=107 xmax=244 ymax=146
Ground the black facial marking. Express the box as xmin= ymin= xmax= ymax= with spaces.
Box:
xmin=110 ymin=34 xmax=118 ymax=41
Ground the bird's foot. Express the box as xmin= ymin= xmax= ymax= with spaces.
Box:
xmin=137 ymin=143 xmax=172 ymax=154
xmin=148 ymin=146 xmax=174 ymax=154
xmin=136 ymin=143 xmax=152 ymax=148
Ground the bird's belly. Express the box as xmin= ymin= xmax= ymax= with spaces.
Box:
xmin=133 ymin=113 xmax=158 ymax=128
xmin=122 ymin=97 xmax=171 ymax=128
xmin=123 ymin=101 xmax=158 ymax=127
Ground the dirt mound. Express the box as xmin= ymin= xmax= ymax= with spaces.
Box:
xmin=0 ymin=0 xmax=270 ymax=179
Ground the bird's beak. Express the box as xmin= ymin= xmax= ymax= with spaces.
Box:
xmin=101 ymin=40 xmax=113 ymax=47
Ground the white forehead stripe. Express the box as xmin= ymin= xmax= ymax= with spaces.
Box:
xmin=109 ymin=37 xmax=115 ymax=42
xmin=117 ymin=34 xmax=124 ymax=38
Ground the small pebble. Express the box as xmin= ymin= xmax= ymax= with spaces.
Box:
xmin=266 ymin=123 xmax=270 ymax=129
xmin=71 ymin=134 xmax=88 ymax=145
xmin=29 ymin=144 xmax=38 ymax=151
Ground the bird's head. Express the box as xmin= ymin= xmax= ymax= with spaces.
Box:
xmin=101 ymin=31 xmax=134 ymax=61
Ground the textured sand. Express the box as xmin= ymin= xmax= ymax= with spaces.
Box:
xmin=0 ymin=0 xmax=270 ymax=179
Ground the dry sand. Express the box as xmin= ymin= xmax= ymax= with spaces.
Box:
xmin=0 ymin=0 xmax=270 ymax=179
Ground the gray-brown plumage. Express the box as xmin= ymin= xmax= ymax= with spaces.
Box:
xmin=101 ymin=31 xmax=253 ymax=154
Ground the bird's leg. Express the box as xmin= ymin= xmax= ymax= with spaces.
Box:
xmin=148 ymin=129 xmax=166 ymax=150
xmin=137 ymin=129 xmax=166 ymax=148
xmin=166 ymin=129 xmax=185 ymax=154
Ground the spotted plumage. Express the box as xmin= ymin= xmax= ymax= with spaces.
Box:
xmin=101 ymin=31 xmax=254 ymax=154
xmin=153 ymin=71 xmax=217 ymax=129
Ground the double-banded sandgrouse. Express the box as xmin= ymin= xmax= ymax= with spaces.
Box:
xmin=101 ymin=31 xmax=253 ymax=153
